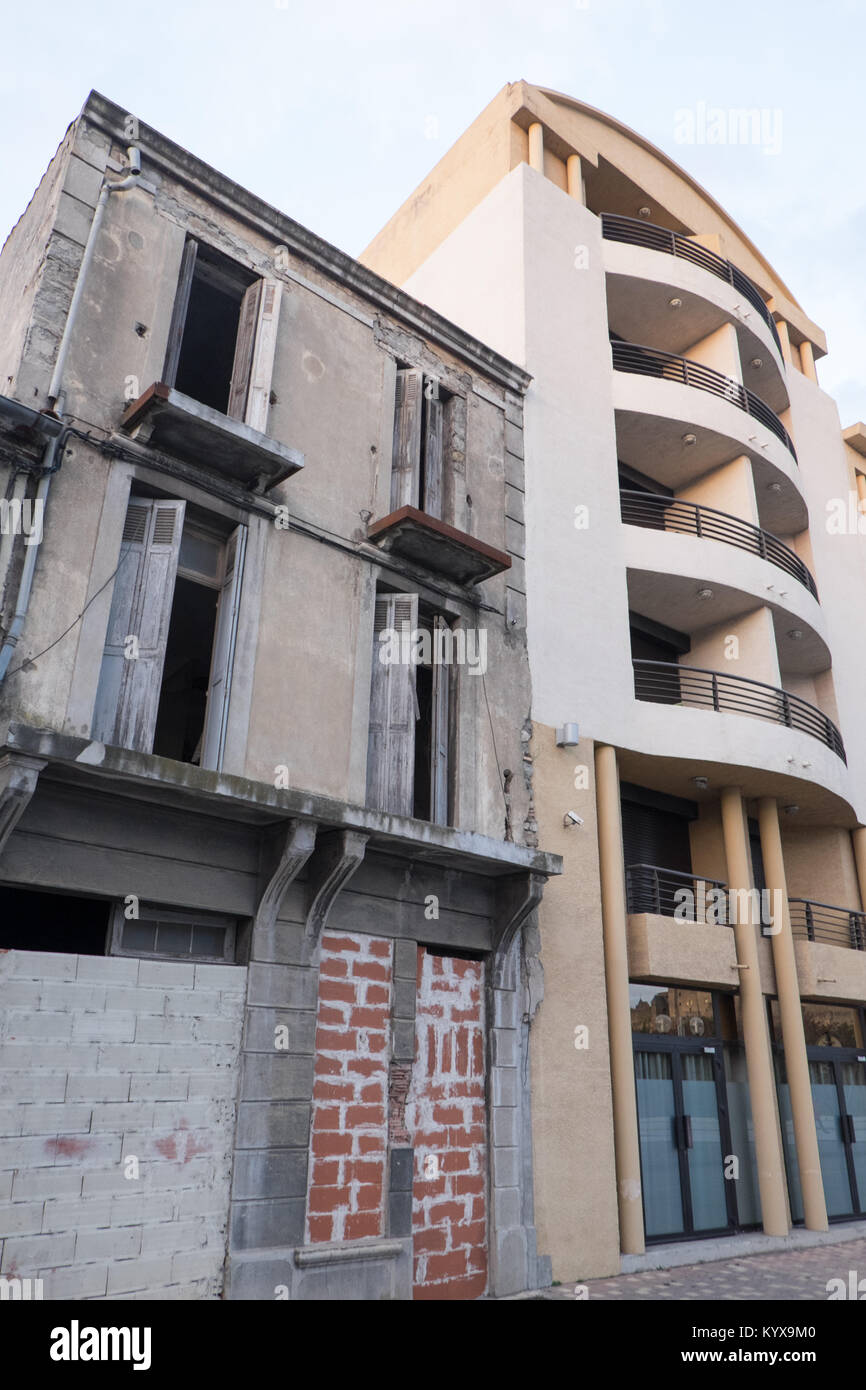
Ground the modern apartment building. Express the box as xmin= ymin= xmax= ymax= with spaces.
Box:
xmin=0 ymin=92 xmax=562 ymax=1300
xmin=363 ymin=81 xmax=866 ymax=1281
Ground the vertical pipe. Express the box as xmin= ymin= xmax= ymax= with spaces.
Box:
xmin=719 ymin=787 xmax=789 ymax=1236
xmin=527 ymin=122 xmax=544 ymax=174
xmin=594 ymin=743 xmax=644 ymax=1255
xmin=757 ymin=796 xmax=828 ymax=1230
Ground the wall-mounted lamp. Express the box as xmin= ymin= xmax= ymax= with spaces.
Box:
xmin=682 ymin=433 xmax=697 ymax=446
xmin=555 ymin=724 xmax=580 ymax=747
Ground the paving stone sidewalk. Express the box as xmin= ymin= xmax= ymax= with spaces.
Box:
xmin=527 ymin=1235 xmax=866 ymax=1299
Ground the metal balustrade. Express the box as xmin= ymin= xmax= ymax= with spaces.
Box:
xmin=789 ymin=898 xmax=866 ymax=951
xmin=625 ymin=863 xmax=727 ymax=920
xmin=619 ymin=489 xmax=818 ymax=599
xmin=601 ymin=212 xmax=783 ymax=355
xmin=632 ymin=659 xmax=846 ymax=762
xmin=610 ymin=339 xmax=797 ymax=463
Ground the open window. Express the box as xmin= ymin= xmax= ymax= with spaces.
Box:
xmin=366 ymin=591 xmax=451 ymax=823
xmin=91 ymin=493 xmax=246 ymax=770
xmin=163 ymin=238 xmax=282 ymax=432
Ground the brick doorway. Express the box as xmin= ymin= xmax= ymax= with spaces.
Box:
xmin=408 ymin=947 xmax=488 ymax=1300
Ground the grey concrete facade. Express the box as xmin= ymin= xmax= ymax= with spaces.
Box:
xmin=0 ymin=92 xmax=561 ymax=1300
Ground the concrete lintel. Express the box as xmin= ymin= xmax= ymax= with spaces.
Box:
xmin=0 ymin=753 xmax=47 ymax=858
xmin=304 ymin=829 xmax=368 ymax=951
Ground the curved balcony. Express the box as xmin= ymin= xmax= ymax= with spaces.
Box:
xmin=633 ymin=660 xmax=846 ymax=762
xmin=601 ymin=214 xmax=782 ymax=356
xmin=611 ymin=341 xmax=797 ymax=463
xmin=789 ymin=898 xmax=866 ymax=952
xmin=619 ymin=490 xmax=818 ymax=599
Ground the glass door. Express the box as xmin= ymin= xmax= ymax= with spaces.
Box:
xmin=810 ymin=1059 xmax=854 ymax=1217
xmin=634 ymin=1044 xmax=730 ymax=1239
xmin=842 ymin=1059 xmax=866 ymax=1211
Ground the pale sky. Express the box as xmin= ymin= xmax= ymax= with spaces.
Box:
xmin=3 ymin=0 xmax=864 ymax=422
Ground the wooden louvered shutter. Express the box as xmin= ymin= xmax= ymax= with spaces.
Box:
xmin=245 ymin=280 xmax=282 ymax=434
xmin=391 ymin=369 xmax=423 ymax=510
xmin=200 ymin=525 xmax=247 ymax=772
xmin=366 ymin=592 xmax=418 ymax=815
xmin=91 ymin=498 xmax=185 ymax=752
xmin=422 ymin=378 xmax=444 ymax=519
xmin=162 ymin=239 xmax=197 ymax=386
xmin=430 ymin=615 xmax=450 ymax=824
xmin=227 ymin=280 xmax=263 ymax=421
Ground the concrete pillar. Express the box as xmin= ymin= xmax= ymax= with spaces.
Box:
xmin=799 ymin=340 xmax=818 ymax=383
xmin=851 ymin=826 xmax=866 ymax=913
xmin=528 ymin=122 xmax=544 ymax=174
xmin=594 ymin=744 xmax=644 ymax=1255
xmin=566 ymin=153 xmax=584 ymax=203
xmin=757 ymin=796 xmax=828 ymax=1231
xmin=775 ymin=318 xmax=792 ymax=367
xmin=719 ymin=788 xmax=789 ymax=1237
xmin=855 ymin=473 xmax=866 ymax=516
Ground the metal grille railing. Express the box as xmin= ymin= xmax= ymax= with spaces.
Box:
xmin=601 ymin=212 xmax=783 ymax=355
xmin=610 ymin=340 xmax=797 ymax=463
xmin=619 ymin=490 xmax=818 ymax=599
xmin=789 ymin=899 xmax=866 ymax=951
xmin=626 ymin=863 xmax=728 ymax=921
xmin=632 ymin=659 xmax=846 ymax=762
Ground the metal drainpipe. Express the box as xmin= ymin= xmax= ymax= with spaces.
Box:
xmin=0 ymin=148 xmax=141 ymax=686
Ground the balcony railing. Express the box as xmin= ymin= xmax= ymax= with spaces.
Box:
xmin=632 ymin=659 xmax=846 ymax=762
xmin=610 ymin=340 xmax=797 ymax=463
xmin=601 ymin=212 xmax=783 ymax=356
xmin=619 ymin=490 xmax=818 ymax=599
xmin=789 ymin=898 xmax=866 ymax=951
xmin=626 ymin=863 xmax=727 ymax=920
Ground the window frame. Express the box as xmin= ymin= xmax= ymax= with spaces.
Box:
xmin=109 ymin=901 xmax=238 ymax=964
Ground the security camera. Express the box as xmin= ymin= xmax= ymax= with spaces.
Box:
xmin=563 ymin=811 xmax=584 ymax=828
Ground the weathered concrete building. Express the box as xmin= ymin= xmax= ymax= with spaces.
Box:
xmin=0 ymin=92 xmax=560 ymax=1300
xmin=364 ymin=81 xmax=866 ymax=1280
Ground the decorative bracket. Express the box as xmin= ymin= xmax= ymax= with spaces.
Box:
xmin=255 ymin=818 xmax=317 ymax=932
xmin=492 ymin=871 xmax=545 ymax=990
xmin=0 ymin=754 xmax=46 ymax=860
xmin=304 ymin=830 xmax=368 ymax=953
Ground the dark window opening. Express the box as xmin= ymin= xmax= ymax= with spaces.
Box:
xmin=0 ymin=885 xmax=110 ymax=955
xmin=152 ymin=576 xmax=219 ymax=764
xmin=173 ymin=273 xmax=242 ymax=414
xmin=413 ymin=661 xmax=434 ymax=819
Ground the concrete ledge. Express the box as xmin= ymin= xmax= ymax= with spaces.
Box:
xmin=621 ymin=1220 xmax=866 ymax=1273
xmin=227 ymin=1237 xmax=413 ymax=1299
xmin=294 ymin=1239 xmax=404 ymax=1267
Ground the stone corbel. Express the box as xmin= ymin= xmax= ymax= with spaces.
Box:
xmin=255 ymin=818 xmax=318 ymax=932
xmin=0 ymin=753 xmax=46 ymax=859
xmin=304 ymin=830 xmax=368 ymax=953
xmin=491 ymin=871 xmax=545 ymax=990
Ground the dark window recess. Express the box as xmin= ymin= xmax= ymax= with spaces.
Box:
xmin=152 ymin=576 xmax=219 ymax=764
xmin=164 ymin=240 xmax=259 ymax=417
xmin=0 ymin=886 xmax=110 ymax=955
xmin=621 ymin=799 xmax=693 ymax=875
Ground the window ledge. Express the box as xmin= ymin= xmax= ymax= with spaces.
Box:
xmin=367 ymin=506 xmax=511 ymax=585
xmin=120 ymin=383 xmax=304 ymax=492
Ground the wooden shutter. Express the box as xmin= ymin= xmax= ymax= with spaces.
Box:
xmin=245 ymin=280 xmax=282 ymax=433
xmin=162 ymin=239 xmax=197 ymax=386
xmin=200 ymin=525 xmax=247 ymax=772
xmin=430 ymin=615 xmax=450 ymax=824
xmin=391 ymin=369 xmax=423 ymax=510
xmin=366 ymin=592 xmax=418 ymax=816
xmin=423 ymin=378 xmax=444 ymax=519
xmin=91 ymin=498 xmax=185 ymax=752
xmin=227 ymin=280 xmax=263 ymax=421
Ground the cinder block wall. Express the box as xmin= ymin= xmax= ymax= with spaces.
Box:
xmin=0 ymin=949 xmax=245 ymax=1299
